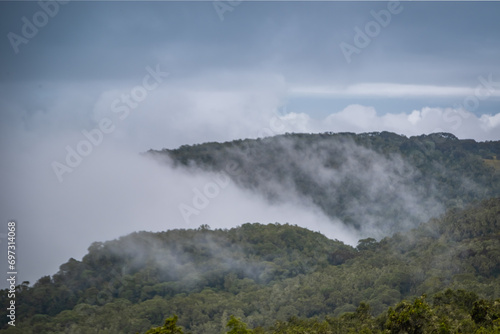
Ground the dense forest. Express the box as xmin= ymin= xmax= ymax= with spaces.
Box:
xmin=1 ymin=132 xmax=499 ymax=333
xmin=150 ymin=132 xmax=500 ymax=235
xmin=1 ymin=198 xmax=499 ymax=333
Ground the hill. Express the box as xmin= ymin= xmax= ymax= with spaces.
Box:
xmin=149 ymin=132 xmax=500 ymax=236
xmin=1 ymin=198 xmax=499 ymax=333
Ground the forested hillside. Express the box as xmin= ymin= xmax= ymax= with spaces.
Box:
xmin=2 ymin=198 xmax=499 ymax=333
xmin=2 ymin=132 xmax=499 ymax=333
xmin=150 ymin=132 xmax=500 ymax=235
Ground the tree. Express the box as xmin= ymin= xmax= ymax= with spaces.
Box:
xmin=357 ymin=238 xmax=378 ymax=251
xmin=386 ymin=295 xmax=436 ymax=334
xmin=144 ymin=315 xmax=184 ymax=334
xmin=471 ymin=299 xmax=500 ymax=328
xmin=226 ymin=315 xmax=254 ymax=334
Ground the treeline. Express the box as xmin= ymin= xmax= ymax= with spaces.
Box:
xmin=1 ymin=198 xmax=499 ymax=333
xmin=145 ymin=291 xmax=500 ymax=334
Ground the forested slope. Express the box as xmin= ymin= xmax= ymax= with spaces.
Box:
xmin=150 ymin=132 xmax=500 ymax=235
xmin=1 ymin=198 xmax=499 ymax=333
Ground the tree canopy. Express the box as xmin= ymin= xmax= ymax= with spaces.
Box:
xmin=1 ymin=198 xmax=499 ymax=333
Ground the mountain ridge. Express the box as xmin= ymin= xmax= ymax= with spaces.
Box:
xmin=1 ymin=197 xmax=499 ymax=333
xmin=148 ymin=131 xmax=500 ymax=235
xmin=2 ymin=131 xmax=499 ymax=333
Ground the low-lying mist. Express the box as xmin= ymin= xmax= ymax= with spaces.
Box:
xmin=160 ymin=134 xmax=481 ymax=239
xmin=1 ymin=83 xmax=497 ymax=289
xmin=0 ymin=134 xmax=361 ymax=289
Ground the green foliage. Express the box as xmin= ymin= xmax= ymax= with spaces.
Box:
xmin=2 ymin=132 xmax=499 ymax=333
xmin=1 ymin=198 xmax=500 ymax=333
xmin=271 ymin=316 xmax=331 ymax=333
xmin=357 ymin=238 xmax=378 ymax=251
xmin=386 ymin=295 xmax=435 ymax=334
xmin=144 ymin=315 xmax=184 ymax=334
xmin=152 ymin=132 xmax=500 ymax=233
xmin=226 ymin=315 xmax=254 ymax=334
xmin=472 ymin=300 xmax=500 ymax=328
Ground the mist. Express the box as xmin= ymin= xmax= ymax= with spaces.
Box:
xmin=0 ymin=121 xmax=361 ymax=289
xmin=166 ymin=134 xmax=454 ymax=238
xmin=0 ymin=79 xmax=498 ymax=289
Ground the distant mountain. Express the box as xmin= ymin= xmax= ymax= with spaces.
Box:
xmin=2 ymin=198 xmax=499 ymax=333
xmin=149 ymin=132 xmax=500 ymax=235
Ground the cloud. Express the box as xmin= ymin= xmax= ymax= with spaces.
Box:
xmin=0 ymin=139 xmax=360 ymax=288
xmin=203 ymin=134 xmax=450 ymax=240
xmin=0 ymin=55 xmax=498 ymax=290
xmin=277 ymin=105 xmax=500 ymax=141
xmin=0 ymin=82 xmax=354 ymax=287
xmin=289 ymin=83 xmax=489 ymax=98
xmin=479 ymin=112 xmax=500 ymax=130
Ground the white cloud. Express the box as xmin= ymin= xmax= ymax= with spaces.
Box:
xmin=276 ymin=105 xmax=500 ymax=141
xmin=289 ymin=82 xmax=500 ymax=98
xmin=279 ymin=112 xmax=312 ymax=133
xmin=0 ymin=127 xmax=361 ymax=287
xmin=325 ymin=104 xmax=378 ymax=129
xmin=480 ymin=112 xmax=500 ymax=130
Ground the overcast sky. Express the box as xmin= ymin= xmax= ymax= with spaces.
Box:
xmin=0 ymin=1 xmax=499 ymax=287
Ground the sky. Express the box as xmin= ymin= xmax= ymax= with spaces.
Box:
xmin=0 ymin=1 xmax=499 ymax=287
